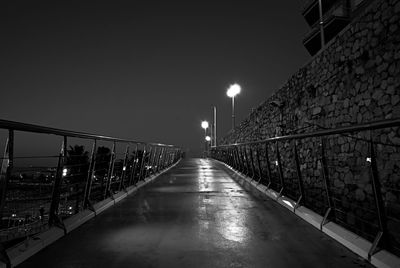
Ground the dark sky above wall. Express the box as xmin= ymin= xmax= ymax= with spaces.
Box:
xmin=0 ymin=0 xmax=309 ymax=157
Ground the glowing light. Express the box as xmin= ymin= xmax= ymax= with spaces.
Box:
xmin=274 ymin=160 xmax=279 ymax=166
xmin=62 ymin=168 xmax=68 ymax=177
xmin=123 ymin=166 xmax=126 ymax=171
xmin=283 ymin=199 xmax=294 ymax=209
xmin=226 ymin=83 xmax=241 ymax=98
xmin=11 ymin=214 xmax=16 ymax=217
xmin=366 ymin=157 xmax=371 ymax=163
xmin=201 ymin=121 xmax=209 ymax=129
xmin=205 ymin=136 xmax=211 ymax=141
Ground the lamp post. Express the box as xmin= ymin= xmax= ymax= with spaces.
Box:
xmin=201 ymin=121 xmax=209 ymax=158
xmin=318 ymin=0 xmax=325 ymax=49
xmin=226 ymin=83 xmax=241 ymax=130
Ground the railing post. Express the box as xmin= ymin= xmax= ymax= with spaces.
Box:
xmin=320 ymin=137 xmax=335 ymax=229
xmin=0 ymin=130 xmax=14 ymax=227
xmin=49 ymin=136 xmax=67 ymax=229
xmin=235 ymin=146 xmax=243 ymax=172
xmin=227 ymin=148 xmax=233 ymax=167
xmin=276 ymin=141 xmax=285 ymax=196
xmin=128 ymin=144 xmax=138 ymax=186
xmin=243 ymin=145 xmax=251 ymax=176
xmin=156 ymin=147 xmax=164 ymax=173
xmin=150 ymin=146 xmax=159 ymax=176
xmin=118 ymin=145 xmax=129 ymax=191
xmin=138 ymin=145 xmax=147 ymax=180
xmin=368 ymin=132 xmax=389 ymax=257
xmin=232 ymin=146 xmax=239 ymax=170
xmin=167 ymin=149 xmax=172 ymax=166
xmin=104 ymin=142 xmax=116 ymax=198
xmin=294 ymin=140 xmax=305 ymax=207
xmin=264 ymin=142 xmax=272 ymax=188
xmin=255 ymin=146 xmax=263 ymax=183
xmin=249 ymin=146 xmax=257 ymax=179
xmin=83 ymin=140 xmax=97 ymax=210
xmin=145 ymin=146 xmax=154 ymax=178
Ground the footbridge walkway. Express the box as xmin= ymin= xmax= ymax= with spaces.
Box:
xmin=0 ymin=119 xmax=399 ymax=268
xmin=18 ymin=158 xmax=371 ymax=268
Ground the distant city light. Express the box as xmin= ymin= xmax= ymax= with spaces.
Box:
xmin=62 ymin=168 xmax=68 ymax=177
xmin=201 ymin=121 xmax=209 ymax=129
xmin=11 ymin=214 xmax=16 ymax=217
xmin=205 ymin=136 xmax=211 ymax=141
xmin=226 ymin=83 xmax=241 ymax=98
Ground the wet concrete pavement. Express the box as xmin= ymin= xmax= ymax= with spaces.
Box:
xmin=18 ymin=158 xmax=372 ymax=268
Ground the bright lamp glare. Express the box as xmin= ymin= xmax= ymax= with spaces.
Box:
xmin=201 ymin=121 xmax=209 ymax=129
xmin=227 ymin=83 xmax=241 ymax=98
xmin=205 ymin=136 xmax=211 ymax=141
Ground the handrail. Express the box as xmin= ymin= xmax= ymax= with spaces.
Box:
xmin=216 ymin=118 xmax=400 ymax=147
xmin=212 ymin=117 xmax=400 ymax=257
xmin=0 ymin=119 xmax=176 ymax=147
xmin=0 ymin=118 xmax=182 ymax=256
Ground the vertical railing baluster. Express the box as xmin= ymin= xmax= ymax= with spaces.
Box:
xmin=83 ymin=140 xmax=97 ymax=210
xmin=229 ymin=148 xmax=234 ymax=167
xmin=156 ymin=147 xmax=164 ymax=173
xmin=244 ymin=145 xmax=251 ymax=176
xmin=139 ymin=145 xmax=147 ymax=180
xmin=128 ymin=144 xmax=138 ymax=186
xmin=118 ymin=145 xmax=129 ymax=191
xmin=49 ymin=136 xmax=67 ymax=228
xmin=104 ymin=142 xmax=116 ymax=198
xmin=264 ymin=142 xmax=272 ymax=188
xmin=144 ymin=146 xmax=153 ymax=178
xmin=320 ymin=137 xmax=335 ymax=230
xmin=368 ymin=131 xmax=388 ymax=257
xmin=0 ymin=130 xmax=13 ymax=224
xmin=160 ymin=147 xmax=167 ymax=170
xmin=168 ymin=149 xmax=173 ymax=166
xmin=231 ymin=146 xmax=237 ymax=170
xmin=294 ymin=140 xmax=305 ymax=208
xmin=249 ymin=146 xmax=257 ymax=180
xmin=150 ymin=147 xmax=159 ymax=176
xmin=235 ymin=146 xmax=242 ymax=172
xmin=238 ymin=146 xmax=245 ymax=173
xmin=276 ymin=141 xmax=285 ymax=196
xmin=255 ymin=145 xmax=262 ymax=183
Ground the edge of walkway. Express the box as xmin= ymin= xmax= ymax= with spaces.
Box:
xmin=214 ymin=159 xmax=400 ymax=268
xmin=2 ymin=159 xmax=181 ymax=268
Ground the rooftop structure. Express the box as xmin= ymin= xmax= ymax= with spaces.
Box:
xmin=301 ymin=0 xmax=374 ymax=55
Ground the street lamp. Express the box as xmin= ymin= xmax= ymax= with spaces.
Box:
xmin=201 ymin=121 xmax=209 ymax=157
xmin=226 ymin=83 xmax=241 ymax=130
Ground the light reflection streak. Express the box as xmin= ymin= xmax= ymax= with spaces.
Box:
xmin=197 ymin=159 xmax=249 ymax=243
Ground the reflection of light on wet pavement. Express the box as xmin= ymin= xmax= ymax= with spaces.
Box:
xmin=216 ymin=203 xmax=249 ymax=243
xmin=196 ymin=159 xmax=249 ymax=243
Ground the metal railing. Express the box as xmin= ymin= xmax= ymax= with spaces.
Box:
xmin=211 ymin=118 xmax=400 ymax=258
xmin=0 ymin=119 xmax=181 ymax=248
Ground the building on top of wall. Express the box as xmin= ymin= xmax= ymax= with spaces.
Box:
xmin=302 ymin=0 xmax=374 ymax=55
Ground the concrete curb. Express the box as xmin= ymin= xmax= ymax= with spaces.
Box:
xmin=2 ymin=159 xmax=181 ymax=268
xmin=215 ymin=160 xmax=400 ymax=268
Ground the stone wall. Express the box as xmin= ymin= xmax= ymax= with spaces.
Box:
xmin=219 ymin=0 xmax=400 ymax=254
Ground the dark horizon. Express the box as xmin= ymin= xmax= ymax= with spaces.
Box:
xmin=0 ymin=1 xmax=310 ymax=157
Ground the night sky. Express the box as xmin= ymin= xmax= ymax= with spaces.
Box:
xmin=1 ymin=1 xmax=309 ymax=157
